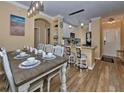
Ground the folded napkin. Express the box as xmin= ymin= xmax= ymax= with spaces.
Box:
xmin=29 ymin=47 xmax=33 ymax=52
xmin=34 ymin=48 xmax=38 ymax=55
xmin=26 ymin=46 xmax=30 ymax=50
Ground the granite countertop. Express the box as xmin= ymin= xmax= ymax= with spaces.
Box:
xmin=82 ymin=46 xmax=97 ymax=50
xmin=64 ymin=44 xmax=97 ymax=50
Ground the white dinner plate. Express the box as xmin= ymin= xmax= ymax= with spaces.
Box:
xmin=21 ymin=60 xmax=38 ymax=66
xmin=14 ymin=54 xmax=30 ymax=59
xmin=19 ymin=60 xmax=41 ymax=69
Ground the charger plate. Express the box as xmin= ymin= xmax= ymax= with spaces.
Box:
xmin=19 ymin=60 xmax=41 ymax=69
xmin=14 ymin=54 xmax=30 ymax=59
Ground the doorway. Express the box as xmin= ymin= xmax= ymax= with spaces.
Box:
xmin=46 ymin=28 xmax=50 ymax=44
xmin=103 ymin=28 xmax=120 ymax=57
xmin=34 ymin=18 xmax=50 ymax=48
xmin=102 ymin=17 xmax=121 ymax=57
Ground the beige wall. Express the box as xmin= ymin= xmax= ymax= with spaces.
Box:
xmin=121 ymin=16 xmax=124 ymax=49
xmin=0 ymin=2 xmax=34 ymax=51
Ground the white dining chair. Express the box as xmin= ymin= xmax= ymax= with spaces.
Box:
xmin=47 ymin=45 xmax=64 ymax=92
xmin=0 ymin=48 xmax=16 ymax=92
xmin=33 ymin=48 xmax=38 ymax=55
xmin=37 ymin=43 xmax=45 ymax=50
xmin=0 ymin=48 xmax=44 ymax=92
xmin=75 ymin=47 xmax=88 ymax=72
xmin=29 ymin=46 xmax=34 ymax=52
xmin=44 ymin=44 xmax=54 ymax=53
xmin=53 ymin=45 xmax=64 ymax=57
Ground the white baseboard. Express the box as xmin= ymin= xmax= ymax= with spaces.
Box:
xmin=95 ymin=56 xmax=102 ymax=60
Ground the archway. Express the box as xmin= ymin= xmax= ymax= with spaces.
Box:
xmin=34 ymin=18 xmax=50 ymax=48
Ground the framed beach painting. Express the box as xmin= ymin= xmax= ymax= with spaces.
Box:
xmin=10 ymin=15 xmax=25 ymax=36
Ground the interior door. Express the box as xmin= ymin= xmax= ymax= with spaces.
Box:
xmin=48 ymin=28 xmax=50 ymax=44
xmin=103 ymin=28 xmax=120 ymax=57
xmin=45 ymin=28 xmax=50 ymax=44
xmin=34 ymin=28 xmax=40 ymax=48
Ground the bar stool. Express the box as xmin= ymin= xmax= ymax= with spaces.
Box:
xmin=75 ymin=47 xmax=88 ymax=72
xmin=65 ymin=46 xmax=75 ymax=67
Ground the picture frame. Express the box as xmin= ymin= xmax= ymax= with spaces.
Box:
xmin=10 ymin=15 xmax=25 ymax=36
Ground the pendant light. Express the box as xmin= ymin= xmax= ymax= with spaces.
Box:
xmin=27 ymin=1 xmax=44 ymax=18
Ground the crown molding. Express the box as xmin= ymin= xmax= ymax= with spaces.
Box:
xmin=39 ymin=12 xmax=54 ymax=20
xmin=56 ymin=15 xmax=64 ymax=19
xmin=6 ymin=1 xmax=54 ymax=20
xmin=91 ymin=17 xmax=101 ymax=21
xmin=7 ymin=1 xmax=28 ymax=9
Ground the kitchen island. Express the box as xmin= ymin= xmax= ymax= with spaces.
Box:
xmin=67 ymin=45 xmax=97 ymax=70
xmin=82 ymin=46 xmax=97 ymax=70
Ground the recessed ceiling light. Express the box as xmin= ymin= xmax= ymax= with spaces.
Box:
xmin=81 ymin=23 xmax=84 ymax=26
xmin=69 ymin=25 xmax=72 ymax=28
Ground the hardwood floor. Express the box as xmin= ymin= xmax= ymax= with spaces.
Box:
xmin=0 ymin=58 xmax=124 ymax=92
xmin=0 ymin=75 xmax=5 ymax=92
xmin=50 ymin=58 xmax=124 ymax=92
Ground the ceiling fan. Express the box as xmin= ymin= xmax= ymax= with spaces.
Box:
xmin=69 ymin=9 xmax=85 ymax=16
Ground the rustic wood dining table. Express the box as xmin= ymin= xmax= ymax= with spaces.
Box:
xmin=8 ymin=52 xmax=68 ymax=92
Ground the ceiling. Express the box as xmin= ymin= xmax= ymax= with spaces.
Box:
xmin=17 ymin=1 xmax=124 ymax=26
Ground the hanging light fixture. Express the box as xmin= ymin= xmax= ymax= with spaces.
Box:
xmin=107 ymin=18 xmax=115 ymax=24
xmin=27 ymin=1 xmax=44 ymax=18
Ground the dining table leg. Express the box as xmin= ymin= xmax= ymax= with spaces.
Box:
xmin=60 ymin=62 xmax=67 ymax=92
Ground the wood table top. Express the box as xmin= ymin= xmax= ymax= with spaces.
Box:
xmin=8 ymin=52 xmax=68 ymax=87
